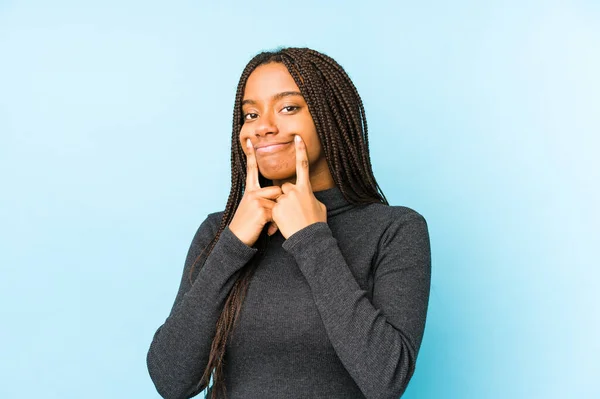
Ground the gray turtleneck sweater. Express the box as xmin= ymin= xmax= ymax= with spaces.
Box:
xmin=147 ymin=187 xmax=431 ymax=399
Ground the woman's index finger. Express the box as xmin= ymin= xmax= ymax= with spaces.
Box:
xmin=294 ymin=135 xmax=310 ymax=189
xmin=245 ymin=138 xmax=260 ymax=190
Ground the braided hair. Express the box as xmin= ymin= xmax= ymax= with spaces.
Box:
xmin=189 ymin=47 xmax=388 ymax=398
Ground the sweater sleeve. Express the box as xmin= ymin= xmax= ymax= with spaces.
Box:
xmin=281 ymin=210 xmax=431 ymax=399
xmin=147 ymin=214 xmax=258 ymax=399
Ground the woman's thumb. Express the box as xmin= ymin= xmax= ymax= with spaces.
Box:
xmin=267 ymin=221 xmax=278 ymax=236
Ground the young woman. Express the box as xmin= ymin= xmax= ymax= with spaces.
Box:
xmin=147 ymin=47 xmax=431 ymax=399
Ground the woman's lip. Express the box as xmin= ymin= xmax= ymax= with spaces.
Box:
xmin=255 ymin=142 xmax=292 ymax=154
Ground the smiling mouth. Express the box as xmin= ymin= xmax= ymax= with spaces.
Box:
xmin=256 ymin=142 xmax=292 ymax=154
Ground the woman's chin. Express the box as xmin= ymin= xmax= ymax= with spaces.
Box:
xmin=258 ymin=165 xmax=295 ymax=182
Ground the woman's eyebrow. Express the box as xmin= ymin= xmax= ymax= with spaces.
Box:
xmin=272 ymin=91 xmax=303 ymax=102
xmin=242 ymin=91 xmax=303 ymax=106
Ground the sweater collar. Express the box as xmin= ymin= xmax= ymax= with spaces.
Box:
xmin=313 ymin=186 xmax=355 ymax=216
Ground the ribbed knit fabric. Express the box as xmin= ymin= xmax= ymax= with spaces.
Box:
xmin=147 ymin=186 xmax=431 ymax=399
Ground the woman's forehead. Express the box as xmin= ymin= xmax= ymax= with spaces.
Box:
xmin=243 ymin=63 xmax=301 ymax=101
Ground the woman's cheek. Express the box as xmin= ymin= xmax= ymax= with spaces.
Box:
xmin=238 ymin=127 xmax=249 ymax=148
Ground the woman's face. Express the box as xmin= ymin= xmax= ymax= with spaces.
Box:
xmin=239 ymin=62 xmax=334 ymax=190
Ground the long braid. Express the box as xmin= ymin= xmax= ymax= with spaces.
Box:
xmin=284 ymin=48 xmax=386 ymax=204
xmin=185 ymin=47 xmax=388 ymax=399
xmin=305 ymin=49 xmax=384 ymax=199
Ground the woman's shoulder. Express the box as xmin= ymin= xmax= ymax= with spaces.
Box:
xmin=354 ymin=203 xmax=430 ymax=258
xmin=333 ymin=203 xmax=429 ymax=249
xmin=358 ymin=202 xmax=428 ymax=227
xmin=205 ymin=210 xmax=225 ymax=225
xmin=189 ymin=210 xmax=225 ymax=243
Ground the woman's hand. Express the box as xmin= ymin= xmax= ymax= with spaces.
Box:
xmin=229 ymin=139 xmax=282 ymax=247
xmin=272 ymin=135 xmax=327 ymax=239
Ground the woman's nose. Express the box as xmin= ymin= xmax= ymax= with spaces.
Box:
xmin=254 ymin=111 xmax=278 ymax=137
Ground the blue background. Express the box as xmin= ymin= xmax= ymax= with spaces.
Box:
xmin=1 ymin=1 xmax=598 ymax=398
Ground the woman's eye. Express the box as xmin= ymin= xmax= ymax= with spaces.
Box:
xmin=281 ymin=106 xmax=299 ymax=113
xmin=244 ymin=113 xmax=258 ymax=120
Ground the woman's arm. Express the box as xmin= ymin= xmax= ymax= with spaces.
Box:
xmin=281 ymin=208 xmax=431 ymax=399
xmin=147 ymin=213 xmax=258 ymax=399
